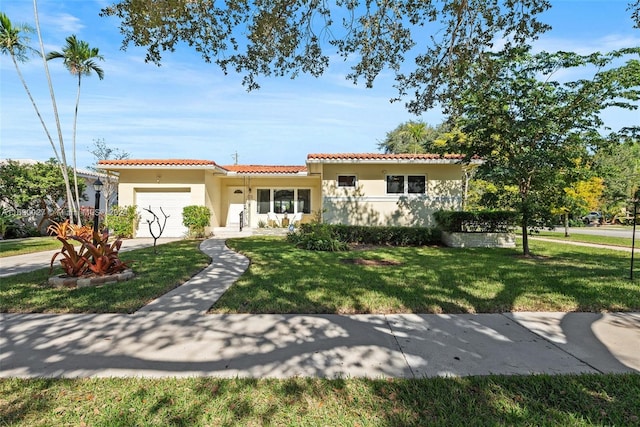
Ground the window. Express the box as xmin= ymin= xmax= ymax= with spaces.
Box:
xmin=338 ymin=175 xmax=357 ymax=187
xmin=386 ymin=175 xmax=427 ymax=195
xmin=297 ymin=189 xmax=311 ymax=214
xmin=257 ymin=189 xmax=270 ymax=214
xmin=257 ymin=189 xmax=311 ymax=214
xmin=386 ymin=175 xmax=404 ymax=194
xmin=408 ymin=176 xmax=426 ymax=194
xmin=274 ymin=189 xmax=294 ymax=213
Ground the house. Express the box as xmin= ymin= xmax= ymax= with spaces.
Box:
xmin=98 ymin=153 xmax=468 ymax=238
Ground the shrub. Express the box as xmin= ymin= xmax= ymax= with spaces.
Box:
xmin=0 ymin=207 xmax=18 ymax=239
xmin=329 ymin=224 xmax=440 ymax=246
xmin=287 ymin=223 xmax=349 ymax=251
xmin=106 ymin=205 xmax=140 ymax=238
xmin=48 ymin=219 xmax=129 ymax=277
xmin=287 ymin=224 xmax=440 ymax=250
xmin=182 ymin=205 xmax=211 ymax=238
xmin=434 ymin=210 xmax=519 ymax=233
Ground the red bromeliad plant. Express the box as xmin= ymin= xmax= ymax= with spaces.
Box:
xmin=48 ymin=220 xmax=130 ymax=277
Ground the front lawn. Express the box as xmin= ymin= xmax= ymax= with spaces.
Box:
xmin=2 ymin=374 xmax=638 ymax=426
xmin=0 ymin=236 xmax=62 ymax=257
xmin=210 ymin=236 xmax=640 ymax=314
xmin=0 ymin=240 xmax=211 ymax=313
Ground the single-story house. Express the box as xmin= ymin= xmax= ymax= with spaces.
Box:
xmin=98 ymin=153 xmax=468 ymax=238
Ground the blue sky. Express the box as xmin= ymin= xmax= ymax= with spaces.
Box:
xmin=1 ymin=0 xmax=639 ymax=168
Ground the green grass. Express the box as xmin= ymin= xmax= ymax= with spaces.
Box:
xmin=533 ymin=231 xmax=635 ymax=248
xmin=0 ymin=236 xmax=62 ymax=257
xmin=0 ymin=240 xmax=210 ymax=313
xmin=2 ymin=374 xmax=638 ymax=426
xmin=210 ymin=236 xmax=640 ymax=314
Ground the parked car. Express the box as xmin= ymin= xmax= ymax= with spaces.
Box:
xmin=582 ymin=211 xmax=602 ymax=225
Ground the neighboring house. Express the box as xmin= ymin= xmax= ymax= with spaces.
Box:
xmin=0 ymin=159 xmax=117 ymax=230
xmin=99 ymin=153 xmax=469 ymax=238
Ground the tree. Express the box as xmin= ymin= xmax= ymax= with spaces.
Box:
xmin=455 ymin=46 xmax=640 ymax=256
xmin=1 ymin=8 xmax=79 ymax=225
xmin=593 ymin=141 xmax=640 ymax=220
xmin=0 ymin=159 xmax=85 ymax=234
xmin=101 ymin=0 xmax=557 ymax=114
xmin=378 ymin=121 xmax=450 ymax=154
xmin=89 ymin=138 xmax=130 ymax=213
xmin=47 ymin=35 xmax=105 ymax=225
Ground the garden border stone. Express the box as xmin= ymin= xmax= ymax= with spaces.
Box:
xmin=48 ymin=269 xmax=135 ymax=288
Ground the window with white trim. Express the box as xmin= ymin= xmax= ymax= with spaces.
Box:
xmin=337 ymin=175 xmax=357 ymax=187
xmin=256 ymin=189 xmax=311 ymax=214
xmin=386 ymin=175 xmax=426 ymax=195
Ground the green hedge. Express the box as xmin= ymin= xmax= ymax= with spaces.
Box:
xmin=433 ymin=210 xmax=519 ymax=233
xmin=290 ymin=224 xmax=440 ymax=249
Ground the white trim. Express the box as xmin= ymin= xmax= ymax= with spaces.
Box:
xmin=307 ymin=158 xmax=465 ymax=165
xmin=324 ymin=195 xmax=461 ymax=203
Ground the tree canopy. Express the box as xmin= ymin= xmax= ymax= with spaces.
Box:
xmin=378 ymin=121 xmax=450 ymax=154
xmin=454 ymin=46 xmax=640 ymax=255
xmin=0 ymin=159 xmax=85 ymax=234
xmin=101 ymin=0 xmax=558 ymax=113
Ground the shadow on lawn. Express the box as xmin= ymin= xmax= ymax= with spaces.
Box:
xmin=218 ymin=237 xmax=638 ymax=315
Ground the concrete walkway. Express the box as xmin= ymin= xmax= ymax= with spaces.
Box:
xmin=1 ymin=236 xmax=638 ymax=379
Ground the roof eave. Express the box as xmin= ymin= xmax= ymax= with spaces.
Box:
xmin=305 ymin=158 xmax=465 ymax=165
xmin=98 ymin=164 xmax=227 ymax=173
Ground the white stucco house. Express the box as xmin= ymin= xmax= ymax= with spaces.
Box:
xmin=99 ymin=153 xmax=468 ymax=238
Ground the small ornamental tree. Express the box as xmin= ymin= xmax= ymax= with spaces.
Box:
xmin=455 ymin=46 xmax=640 ymax=256
xmin=182 ymin=205 xmax=211 ymax=238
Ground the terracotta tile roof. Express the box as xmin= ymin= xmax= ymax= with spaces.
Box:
xmin=98 ymin=159 xmax=219 ymax=167
xmin=307 ymin=153 xmax=465 ymax=161
xmin=223 ymin=165 xmax=308 ymax=174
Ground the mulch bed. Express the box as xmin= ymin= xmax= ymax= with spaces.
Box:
xmin=341 ymin=258 xmax=402 ymax=266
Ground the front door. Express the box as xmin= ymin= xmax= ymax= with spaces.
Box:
xmin=226 ymin=187 xmax=246 ymax=227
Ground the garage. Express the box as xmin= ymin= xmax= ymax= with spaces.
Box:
xmin=135 ymin=190 xmax=191 ymax=238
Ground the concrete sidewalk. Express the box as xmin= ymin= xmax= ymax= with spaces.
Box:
xmin=0 ymin=237 xmax=181 ymax=278
xmin=1 ymin=237 xmax=638 ymax=379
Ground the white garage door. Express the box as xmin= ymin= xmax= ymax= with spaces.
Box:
xmin=136 ymin=191 xmax=191 ymax=238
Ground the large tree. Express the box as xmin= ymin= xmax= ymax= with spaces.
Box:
xmin=101 ymin=0 xmax=558 ymax=114
xmin=378 ymin=121 xmax=450 ymax=154
xmin=455 ymin=46 xmax=640 ymax=256
xmin=0 ymin=159 xmax=85 ymax=234
xmin=592 ymin=140 xmax=640 ymax=220
xmin=47 ymin=35 xmax=105 ymax=225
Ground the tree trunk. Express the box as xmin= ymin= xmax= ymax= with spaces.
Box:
xmin=521 ymin=219 xmax=530 ymax=256
xmin=564 ymin=212 xmax=570 ymax=237
xmin=33 ymin=0 xmax=77 ymax=224
xmin=72 ymin=74 xmax=82 ymax=225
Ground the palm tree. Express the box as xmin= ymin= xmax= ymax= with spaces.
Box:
xmin=1 ymin=11 xmax=77 ymax=222
xmin=47 ymin=35 xmax=104 ymax=225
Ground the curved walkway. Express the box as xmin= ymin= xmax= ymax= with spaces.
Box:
xmin=1 ymin=237 xmax=639 ymax=379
